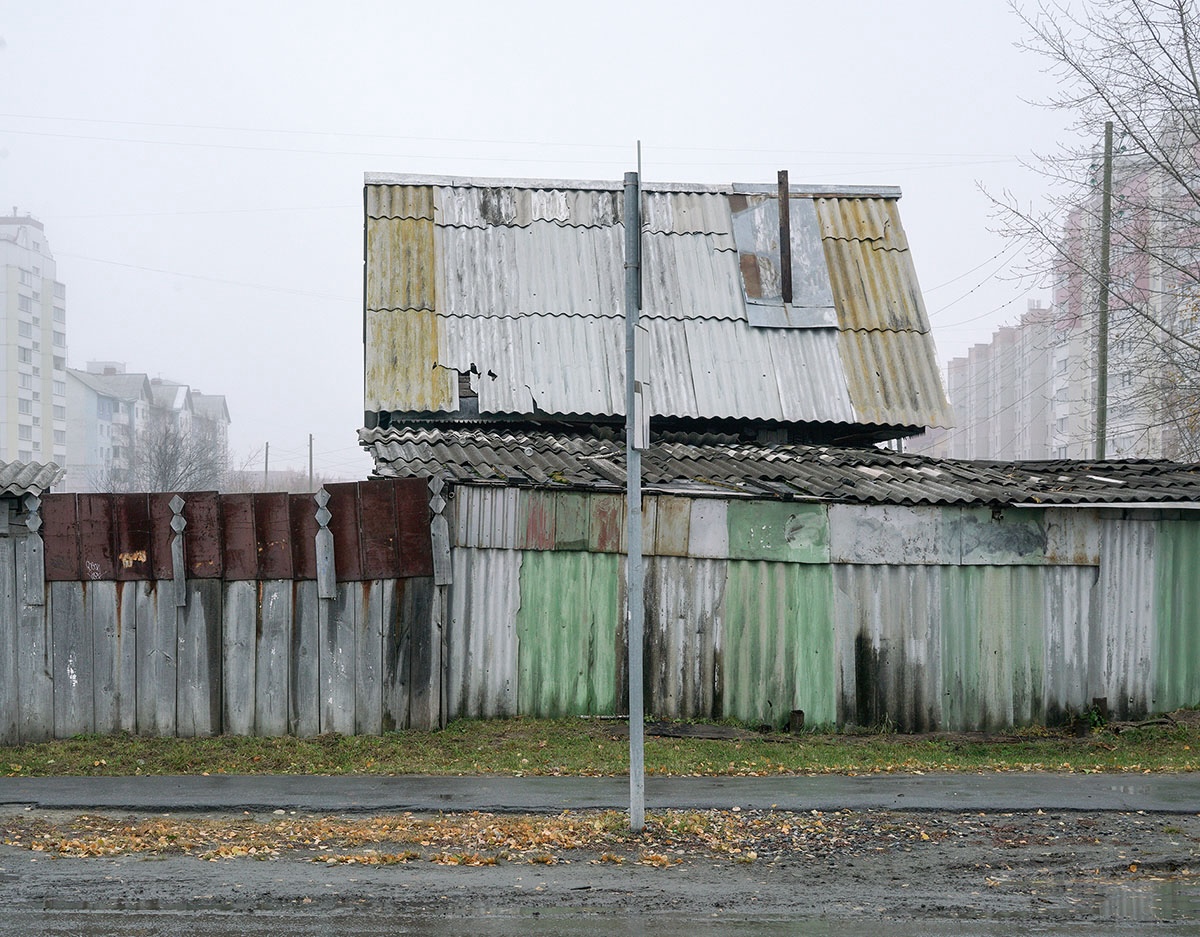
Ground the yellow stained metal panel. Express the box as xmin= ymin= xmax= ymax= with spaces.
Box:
xmin=815 ymin=198 xmax=931 ymax=333
xmin=366 ymin=216 xmax=436 ymax=312
xmin=366 ymin=185 xmax=435 ymax=221
xmin=364 ymin=308 xmax=456 ymax=412
xmin=838 ymin=330 xmax=954 ymax=428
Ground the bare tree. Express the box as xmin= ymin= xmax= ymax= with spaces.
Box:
xmin=128 ymin=418 xmax=229 ymax=492
xmin=993 ymin=0 xmax=1200 ymax=458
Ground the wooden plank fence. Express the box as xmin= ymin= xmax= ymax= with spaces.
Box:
xmin=0 ymin=478 xmax=443 ymax=743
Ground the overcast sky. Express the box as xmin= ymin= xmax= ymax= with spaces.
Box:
xmin=1 ymin=1 xmax=1079 ymax=477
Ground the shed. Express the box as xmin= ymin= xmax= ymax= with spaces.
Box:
xmin=363 ymin=428 xmax=1200 ymax=731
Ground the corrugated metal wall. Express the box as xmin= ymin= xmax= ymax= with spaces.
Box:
xmin=442 ymin=487 xmax=1200 ymax=730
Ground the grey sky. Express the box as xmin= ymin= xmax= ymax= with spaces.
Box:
xmin=0 ymin=1 xmax=1077 ymax=476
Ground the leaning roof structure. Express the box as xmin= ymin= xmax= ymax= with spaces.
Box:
xmin=363 ymin=425 xmax=1200 ymax=509
xmin=0 ymin=459 xmax=64 ymax=499
xmin=362 ymin=173 xmax=953 ymax=444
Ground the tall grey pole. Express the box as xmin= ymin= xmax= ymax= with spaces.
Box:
xmin=623 ymin=170 xmax=645 ymax=832
xmin=309 ymin=434 xmax=314 ymax=491
xmin=1096 ymin=120 xmax=1114 ymax=460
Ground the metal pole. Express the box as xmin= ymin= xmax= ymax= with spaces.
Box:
xmin=309 ymin=434 xmax=314 ymax=491
xmin=263 ymin=442 xmax=270 ymax=490
xmin=623 ymin=169 xmax=645 ymax=833
xmin=778 ymin=169 xmax=792 ymax=304
xmin=1096 ymin=121 xmax=1114 ymax=461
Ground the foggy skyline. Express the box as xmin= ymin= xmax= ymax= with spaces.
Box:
xmin=0 ymin=1 xmax=1080 ymax=476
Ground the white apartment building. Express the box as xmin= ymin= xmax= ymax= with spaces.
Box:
xmin=0 ymin=210 xmax=68 ymax=466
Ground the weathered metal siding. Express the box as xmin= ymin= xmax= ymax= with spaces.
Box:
xmin=1096 ymin=517 xmax=1157 ymax=719
xmin=446 ymin=548 xmax=521 ymax=719
xmin=514 ymin=550 xmax=620 ymax=717
xmin=838 ymin=330 xmax=953 ymax=427
xmin=834 ymin=565 xmax=944 ymax=731
xmin=644 ymin=556 xmax=726 ymax=720
xmin=1154 ymin=520 xmax=1200 ymax=712
xmin=724 ymin=560 xmax=837 ymax=727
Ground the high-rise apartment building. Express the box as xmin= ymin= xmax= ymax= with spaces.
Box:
xmin=0 ymin=210 xmax=68 ymax=466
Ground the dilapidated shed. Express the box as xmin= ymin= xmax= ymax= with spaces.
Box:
xmin=360 ymin=428 xmax=1200 ymax=731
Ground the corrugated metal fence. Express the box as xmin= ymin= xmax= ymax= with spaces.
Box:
xmin=0 ymin=479 xmax=439 ymax=744
xmin=444 ymin=487 xmax=1200 ymax=731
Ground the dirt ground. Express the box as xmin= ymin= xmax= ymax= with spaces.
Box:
xmin=1 ymin=807 xmax=1197 ymax=925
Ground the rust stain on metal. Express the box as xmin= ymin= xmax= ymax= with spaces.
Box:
xmin=118 ymin=550 xmax=147 ymax=569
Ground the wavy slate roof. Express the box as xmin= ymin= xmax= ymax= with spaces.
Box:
xmin=0 ymin=459 xmax=65 ymax=498
xmin=363 ymin=173 xmax=953 ymax=439
xmin=361 ymin=426 xmax=1200 ymax=508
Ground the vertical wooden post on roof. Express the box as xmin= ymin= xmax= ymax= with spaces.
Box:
xmin=778 ymin=169 xmax=792 ymax=305
xmin=169 ymin=495 xmax=188 ymax=608
xmin=314 ymin=487 xmax=336 ymax=599
xmin=22 ymin=493 xmax=44 ymax=607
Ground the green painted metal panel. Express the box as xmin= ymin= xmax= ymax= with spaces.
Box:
xmin=723 ymin=561 xmax=836 ymax=728
xmin=553 ymin=492 xmax=590 ymax=551
xmin=515 ymin=551 xmax=619 ymax=717
xmin=1154 ymin=520 xmax=1200 ymax=711
xmin=727 ymin=501 xmax=829 ymax=563
xmin=940 ymin=566 xmax=1047 ymax=731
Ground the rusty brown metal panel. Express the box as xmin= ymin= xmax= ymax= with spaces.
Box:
xmin=41 ymin=493 xmax=80 ymax=581
xmin=289 ymin=494 xmax=319 ymax=581
xmin=325 ymin=481 xmax=364 ymax=582
xmin=148 ymin=494 xmax=177 ymax=580
xmin=394 ymin=477 xmax=434 ymax=577
xmin=588 ymin=493 xmax=625 ymax=553
xmin=112 ymin=494 xmax=153 ymax=582
xmin=184 ymin=493 xmax=225 ymax=579
xmin=358 ymin=479 xmax=400 ymax=579
xmin=77 ymin=493 xmax=117 ymax=581
xmin=524 ymin=490 xmax=557 ymax=550
xmin=221 ymin=494 xmax=258 ymax=581
xmin=254 ymin=493 xmax=294 ymax=580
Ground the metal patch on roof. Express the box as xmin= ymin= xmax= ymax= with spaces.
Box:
xmin=729 ymin=195 xmax=837 ymax=316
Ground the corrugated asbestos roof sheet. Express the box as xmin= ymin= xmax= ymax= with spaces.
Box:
xmin=363 ymin=173 xmax=953 ymax=431
xmin=0 ymin=459 xmax=64 ymax=498
xmin=360 ymin=425 xmax=1200 ymax=508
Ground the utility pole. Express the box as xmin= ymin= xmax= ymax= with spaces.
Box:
xmin=1096 ymin=120 xmax=1114 ymax=460
xmin=623 ymin=167 xmax=645 ymax=833
xmin=309 ymin=434 xmax=314 ymax=491
xmin=263 ymin=442 xmax=270 ymax=490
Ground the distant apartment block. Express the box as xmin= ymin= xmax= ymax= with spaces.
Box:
xmin=0 ymin=210 xmax=68 ymax=466
xmin=65 ymin=362 xmax=231 ymax=492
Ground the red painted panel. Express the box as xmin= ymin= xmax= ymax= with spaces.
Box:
xmin=358 ymin=480 xmax=399 ymax=579
xmin=221 ymin=494 xmax=257 ymax=580
xmin=394 ymin=478 xmax=434 ymax=577
xmin=77 ymin=493 xmax=117 ymax=581
xmin=324 ymin=481 xmax=363 ymax=581
xmin=148 ymin=494 xmax=177 ymax=580
xmin=112 ymin=494 xmax=153 ymax=581
xmin=41 ymin=493 xmax=80 ymax=581
xmin=185 ymin=492 xmax=225 ymax=579
xmin=289 ymin=493 xmax=319 ymax=580
xmin=591 ymin=495 xmax=624 ymax=553
xmin=524 ymin=491 xmax=557 ymax=551
xmin=254 ymin=493 xmax=293 ymax=580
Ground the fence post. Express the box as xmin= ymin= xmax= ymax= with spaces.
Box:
xmin=169 ymin=495 xmax=188 ymax=608
xmin=314 ymin=487 xmax=336 ymax=599
xmin=21 ymin=493 xmax=44 ymax=607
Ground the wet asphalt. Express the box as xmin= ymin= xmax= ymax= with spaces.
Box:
xmin=1 ymin=771 xmax=1198 ymax=814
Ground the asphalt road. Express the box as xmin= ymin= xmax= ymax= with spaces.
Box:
xmin=1 ymin=771 xmax=1198 ymax=813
